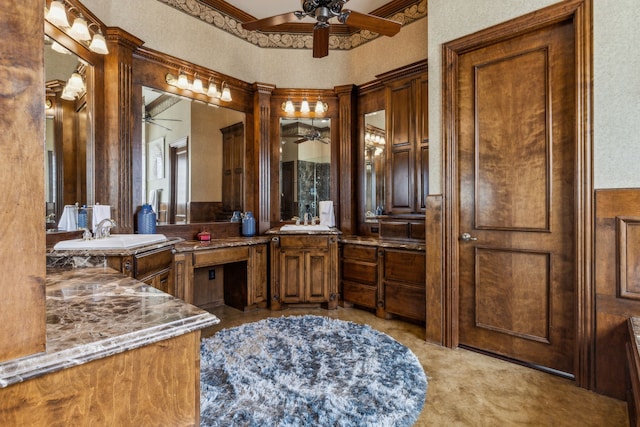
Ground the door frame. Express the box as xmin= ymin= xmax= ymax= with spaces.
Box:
xmin=442 ymin=0 xmax=593 ymax=388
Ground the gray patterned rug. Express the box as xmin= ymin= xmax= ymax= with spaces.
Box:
xmin=200 ymin=315 xmax=427 ymax=426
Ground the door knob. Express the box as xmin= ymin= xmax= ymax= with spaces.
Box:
xmin=460 ymin=232 xmax=478 ymax=242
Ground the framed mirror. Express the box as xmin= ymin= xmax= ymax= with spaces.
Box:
xmin=279 ymin=118 xmax=331 ymax=221
xmin=142 ymin=86 xmax=245 ymax=224
xmin=363 ymin=110 xmax=386 ymax=219
xmin=44 ymin=34 xmax=95 ymax=231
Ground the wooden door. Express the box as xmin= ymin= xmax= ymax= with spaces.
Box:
xmin=457 ymin=20 xmax=576 ymax=374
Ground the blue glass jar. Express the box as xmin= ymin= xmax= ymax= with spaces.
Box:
xmin=242 ymin=211 xmax=256 ymax=237
xmin=137 ymin=203 xmax=157 ymax=234
xmin=77 ymin=205 xmax=88 ymax=230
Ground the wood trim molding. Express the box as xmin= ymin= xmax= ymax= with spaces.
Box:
xmin=441 ymin=0 xmax=593 ymax=386
xmin=617 ymin=217 xmax=640 ymax=300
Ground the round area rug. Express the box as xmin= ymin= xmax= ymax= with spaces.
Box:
xmin=200 ymin=315 xmax=427 ymax=426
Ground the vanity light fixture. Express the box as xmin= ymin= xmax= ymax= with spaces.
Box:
xmin=68 ymin=14 xmax=91 ymax=41
xmin=67 ymin=71 xmax=85 ymax=93
xmin=166 ymin=73 xmax=232 ymax=102
xmin=300 ymin=98 xmax=310 ymax=114
xmin=60 ymin=85 xmax=77 ymax=101
xmin=46 ymin=1 xmax=70 ymax=28
xmin=281 ymin=96 xmax=328 ymax=115
xmin=51 ymin=40 xmax=71 ymax=54
xmin=220 ymin=82 xmax=232 ymax=102
xmin=87 ymin=24 xmax=109 ymax=54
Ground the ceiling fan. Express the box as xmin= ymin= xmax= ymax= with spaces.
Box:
xmin=241 ymin=0 xmax=402 ymax=58
xmin=294 ymin=121 xmax=330 ymax=144
xmin=143 ymin=111 xmax=181 ymax=132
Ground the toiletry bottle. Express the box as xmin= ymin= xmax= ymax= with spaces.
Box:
xmin=137 ymin=203 xmax=157 ymax=234
xmin=78 ymin=205 xmax=88 ymax=229
xmin=242 ymin=211 xmax=256 ymax=237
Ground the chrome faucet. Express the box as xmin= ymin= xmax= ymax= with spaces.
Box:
xmin=95 ymin=218 xmax=116 ymax=239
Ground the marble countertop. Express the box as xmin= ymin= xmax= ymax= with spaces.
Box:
xmin=173 ymin=236 xmax=272 ymax=253
xmin=266 ymin=226 xmax=342 ymax=235
xmin=340 ymin=235 xmax=425 ymax=251
xmin=46 ymin=237 xmax=183 ymax=257
xmin=0 ymin=267 xmax=219 ymax=388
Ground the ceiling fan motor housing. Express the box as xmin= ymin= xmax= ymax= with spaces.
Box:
xmin=301 ymin=0 xmax=346 ymax=20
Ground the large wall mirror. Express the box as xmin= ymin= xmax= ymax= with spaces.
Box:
xmin=363 ymin=110 xmax=386 ymax=219
xmin=279 ymin=118 xmax=331 ymax=221
xmin=142 ymin=86 xmax=245 ymax=224
xmin=44 ymin=33 xmax=94 ymax=231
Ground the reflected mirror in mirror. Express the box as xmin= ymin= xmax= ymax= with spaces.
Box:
xmin=280 ymin=118 xmax=331 ymax=221
xmin=45 ymin=35 xmax=92 ymax=231
xmin=364 ymin=110 xmax=386 ymax=220
xmin=142 ymin=87 xmax=245 ymax=224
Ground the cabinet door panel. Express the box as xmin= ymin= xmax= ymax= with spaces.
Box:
xmin=306 ymin=250 xmax=329 ymax=302
xmin=281 ymin=252 xmax=304 ymax=303
xmin=384 ymin=250 xmax=425 ymax=285
xmin=343 ymin=260 xmax=377 ymax=285
xmin=385 ymin=282 xmax=426 ymax=321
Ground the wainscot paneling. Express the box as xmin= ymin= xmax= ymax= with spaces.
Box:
xmin=595 ymin=188 xmax=640 ymax=399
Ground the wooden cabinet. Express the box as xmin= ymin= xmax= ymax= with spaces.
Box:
xmin=385 ymin=64 xmax=428 ymax=214
xmin=107 ymin=246 xmax=174 ymax=294
xmin=342 ymin=244 xmax=380 ymax=311
xmin=221 ymin=122 xmax=244 ymax=214
xmin=172 ymin=242 xmax=268 ymax=311
xmin=270 ymin=234 xmax=339 ymax=310
xmin=382 ymin=248 xmax=426 ymax=322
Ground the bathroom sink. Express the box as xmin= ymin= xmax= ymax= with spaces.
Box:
xmin=280 ymin=224 xmax=332 ymax=232
xmin=53 ymin=234 xmax=168 ymax=250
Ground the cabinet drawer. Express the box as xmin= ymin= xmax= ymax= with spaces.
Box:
xmin=343 ymin=281 xmax=377 ymax=309
xmin=279 ymin=235 xmax=330 ymax=250
xmin=343 ymin=244 xmax=377 ymax=262
xmin=385 ymin=282 xmax=426 ymax=321
xmin=384 ymin=250 xmax=425 ymax=285
xmin=342 ymin=260 xmax=377 ymax=285
xmin=134 ymin=248 xmax=173 ymax=279
xmin=193 ymin=246 xmax=249 ymax=267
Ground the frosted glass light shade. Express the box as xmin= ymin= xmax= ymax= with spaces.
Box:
xmin=192 ymin=76 xmax=204 ymax=93
xmin=46 ymin=1 xmax=70 ymax=28
xmin=300 ymin=98 xmax=310 ymax=114
xmin=67 ymin=72 xmax=85 ymax=93
xmin=284 ymin=99 xmax=294 ymax=114
xmin=315 ymin=97 xmax=326 ymax=114
xmin=177 ymin=73 xmax=189 ymax=89
xmin=207 ymin=82 xmax=219 ymax=98
xmin=51 ymin=41 xmax=71 ymax=55
xmin=61 ymin=86 xmax=76 ymax=101
xmin=69 ymin=16 xmax=91 ymax=41
xmin=220 ymin=85 xmax=232 ymax=102
xmin=89 ymin=32 xmax=109 ymax=54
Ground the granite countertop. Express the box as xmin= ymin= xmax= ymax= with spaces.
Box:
xmin=266 ymin=225 xmax=342 ymax=235
xmin=173 ymin=236 xmax=272 ymax=253
xmin=340 ymin=235 xmax=426 ymax=251
xmin=0 ymin=267 xmax=219 ymax=388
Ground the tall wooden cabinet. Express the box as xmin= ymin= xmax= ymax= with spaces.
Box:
xmin=383 ymin=62 xmax=428 ymax=214
xmin=270 ymin=233 xmax=339 ymax=310
xmin=221 ymin=122 xmax=244 ymax=214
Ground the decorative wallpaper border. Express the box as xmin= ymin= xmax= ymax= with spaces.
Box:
xmin=155 ymin=0 xmax=426 ymax=51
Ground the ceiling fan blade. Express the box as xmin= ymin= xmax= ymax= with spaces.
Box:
xmin=242 ymin=12 xmax=299 ymax=31
xmin=294 ymin=138 xmax=310 ymax=144
xmin=342 ymin=10 xmax=401 ymax=37
xmin=313 ymin=25 xmax=330 ymax=58
xmin=147 ymin=121 xmax=172 ymax=132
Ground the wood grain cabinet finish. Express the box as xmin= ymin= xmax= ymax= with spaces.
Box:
xmin=270 ymin=235 xmax=339 ymax=310
xmin=382 ymin=248 xmax=426 ymax=322
xmin=342 ymin=244 xmax=379 ymax=310
xmin=107 ymin=247 xmax=174 ymax=295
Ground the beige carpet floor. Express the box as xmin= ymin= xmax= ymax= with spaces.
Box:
xmin=202 ymin=305 xmax=628 ymax=426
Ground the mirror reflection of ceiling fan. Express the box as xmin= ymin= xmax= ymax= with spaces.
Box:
xmin=143 ymin=91 xmax=183 ymax=132
xmin=241 ymin=0 xmax=402 ymax=58
xmin=294 ymin=121 xmax=330 ymax=144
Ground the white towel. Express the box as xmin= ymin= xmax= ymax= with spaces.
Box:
xmin=57 ymin=205 xmax=77 ymax=231
xmin=318 ymin=201 xmax=335 ymax=227
xmin=92 ymin=205 xmax=112 ymax=233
